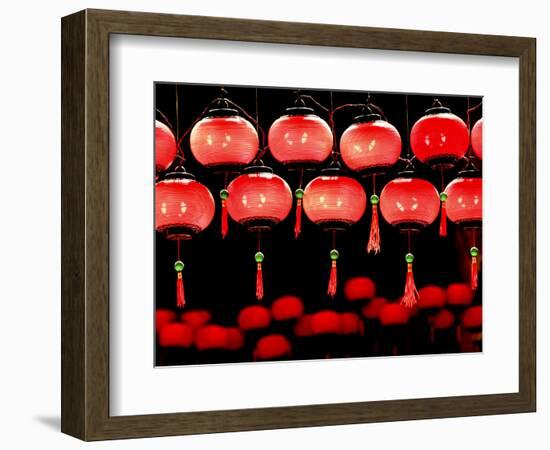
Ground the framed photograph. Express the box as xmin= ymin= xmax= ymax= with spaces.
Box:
xmin=61 ymin=9 xmax=536 ymax=441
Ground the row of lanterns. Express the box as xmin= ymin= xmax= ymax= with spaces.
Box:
xmin=155 ymin=89 xmax=483 ymax=309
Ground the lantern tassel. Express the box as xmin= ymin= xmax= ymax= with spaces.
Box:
xmin=439 ymin=199 xmax=447 ymax=237
xmin=221 ymin=199 xmax=228 ymax=239
xmin=470 ymin=246 xmax=479 ymax=291
xmin=176 ymin=272 xmax=185 ymax=308
xmin=294 ymin=198 xmax=302 ymax=239
xmin=401 ymin=253 xmax=419 ymax=308
xmin=256 ymin=262 xmax=264 ymax=301
xmin=367 ymin=203 xmax=381 ymax=254
xmin=328 ymin=260 xmax=337 ymax=298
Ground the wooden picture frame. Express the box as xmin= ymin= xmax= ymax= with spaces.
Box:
xmin=61 ymin=9 xmax=536 ymax=441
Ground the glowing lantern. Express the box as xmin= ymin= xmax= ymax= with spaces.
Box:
xmin=237 ymin=305 xmax=271 ymax=331
xmin=156 ymin=168 xmax=215 ymax=308
xmin=310 ymin=310 xmax=341 ymax=335
xmin=155 ymin=309 xmax=176 ymax=333
xmin=339 ymin=312 xmax=364 ymax=335
xmin=462 ymin=305 xmax=482 ymax=329
xmin=155 ymin=120 xmax=178 ymax=174
xmin=417 ymin=285 xmax=447 ymax=310
xmin=379 ymin=303 xmax=410 ymax=326
xmin=380 ymin=176 xmax=440 ymax=307
xmin=343 ymin=276 xmax=376 ymax=302
xmin=225 ymin=327 xmax=245 ymax=351
xmin=445 ymin=175 xmax=482 ymax=290
xmin=471 ymin=118 xmax=483 ymax=160
xmin=254 ymin=334 xmax=291 ymax=361
xmin=432 ymin=309 xmax=455 ymax=330
xmin=303 ymin=172 xmax=367 ymax=298
xmin=226 ymin=167 xmax=292 ymax=300
xmin=410 ymin=100 xmax=469 ymax=169
xmin=361 ymin=297 xmax=388 ymax=320
xmin=195 ymin=325 xmax=228 ymax=351
xmin=271 ymin=295 xmax=304 ymax=321
xmin=180 ymin=310 xmax=212 ymax=330
xmin=446 ymin=283 xmax=474 ymax=307
xmin=158 ymin=322 xmax=193 ymax=348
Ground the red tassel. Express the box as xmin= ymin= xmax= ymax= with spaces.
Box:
xmin=367 ymin=203 xmax=381 ymax=254
xmin=471 ymin=256 xmax=478 ymax=291
xmin=221 ymin=199 xmax=228 ymax=239
xmin=294 ymin=198 xmax=302 ymax=239
xmin=439 ymin=200 xmax=447 ymax=237
xmin=327 ymin=260 xmax=337 ymax=298
xmin=256 ymin=262 xmax=264 ymax=301
xmin=176 ymin=272 xmax=185 ymax=308
xmin=401 ymin=261 xmax=419 ymax=308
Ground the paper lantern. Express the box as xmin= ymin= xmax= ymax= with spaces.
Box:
xmin=155 ymin=120 xmax=178 ymax=174
xmin=189 ymin=110 xmax=259 ymax=169
xmin=339 ymin=312 xmax=364 ymax=335
xmin=268 ymin=108 xmax=333 ymax=166
xmin=225 ymin=327 xmax=245 ymax=351
xmin=361 ymin=297 xmax=388 ymax=320
xmin=471 ymin=118 xmax=483 ymax=160
xmin=158 ymin=322 xmax=193 ymax=348
xmin=310 ymin=310 xmax=341 ymax=335
xmin=410 ymin=102 xmax=469 ymax=168
xmin=180 ymin=310 xmax=212 ymax=329
xmin=379 ymin=303 xmax=410 ymax=326
xmin=238 ymin=305 xmax=271 ymax=331
xmin=446 ymin=283 xmax=474 ymax=307
xmin=417 ymin=285 xmax=447 ymax=310
xmin=343 ymin=276 xmax=376 ymax=302
xmin=254 ymin=334 xmax=291 ymax=360
xmin=432 ymin=309 xmax=455 ymax=330
xmin=156 ymin=309 xmax=176 ymax=333
xmin=340 ymin=115 xmax=402 ymax=175
xmin=462 ymin=305 xmax=482 ymax=329
xmin=195 ymin=325 xmax=228 ymax=351
xmin=271 ymin=295 xmax=304 ymax=321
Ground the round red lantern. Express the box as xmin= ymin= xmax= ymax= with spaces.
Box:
xmin=471 ymin=118 xmax=483 ymax=160
xmin=379 ymin=303 xmax=410 ymax=326
xmin=432 ymin=309 xmax=455 ymax=330
xmin=254 ymin=334 xmax=291 ymax=360
xmin=343 ymin=276 xmax=376 ymax=302
xmin=158 ymin=322 xmax=193 ymax=348
xmin=271 ymin=295 xmax=304 ymax=321
xmin=155 ymin=120 xmax=178 ymax=174
xmin=417 ymin=285 xmax=447 ymax=310
xmin=410 ymin=101 xmax=469 ymax=168
xmin=361 ymin=297 xmax=388 ymax=320
xmin=189 ymin=109 xmax=259 ymax=169
xmin=180 ymin=310 xmax=212 ymax=329
xmin=195 ymin=325 xmax=228 ymax=351
xmin=462 ymin=305 xmax=482 ymax=329
xmin=446 ymin=283 xmax=474 ymax=307
xmin=339 ymin=312 xmax=364 ymax=335
xmin=310 ymin=310 xmax=341 ymax=335
xmin=268 ymin=107 xmax=333 ymax=166
xmin=225 ymin=327 xmax=245 ymax=351
xmin=445 ymin=177 xmax=482 ymax=226
xmin=238 ymin=305 xmax=271 ymax=331
xmin=156 ymin=309 xmax=176 ymax=333
xmin=340 ymin=115 xmax=402 ymax=175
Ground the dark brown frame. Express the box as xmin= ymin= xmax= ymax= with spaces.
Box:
xmin=61 ymin=9 xmax=536 ymax=441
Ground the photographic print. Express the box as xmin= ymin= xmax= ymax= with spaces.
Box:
xmin=154 ymin=83 xmax=483 ymax=367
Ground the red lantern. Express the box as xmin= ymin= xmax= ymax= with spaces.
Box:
xmin=189 ymin=110 xmax=259 ymax=169
xmin=339 ymin=312 xmax=364 ymax=335
xmin=254 ymin=334 xmax=291 ymax=361
xmin=156 ymin=170 xmax=215 ymax=308
xmin=343 ymin=276 xmax=376 ymax=302
xmin=462 ymin=305 xmax=482 ymax=329
xmin=471 ymin=118 xmax=483 ymax=160
xmin=361 ymin=297 xmax=388 ymax=320
xmin=180 ymin=310 xmax=212 ymax=329
xmin=410 ymin=102 xmax=469 ymax=168
xmin=238 ymin=305 xmax=271 ymax=331
xmin=158 ymin=322 xmax=193 ymax=348
xmin=155 ymin=309 xmax=176 ymax=333
xmin=271 ymin=295 xmax=304 ymax=321
xmin=379 ymin=303 xmax=410 ymax=326
xmin=225 ymin=327 xmax=245 ymax=351
xmin=268 ymin=108 xmax=333 ymax=166
xmin=155 ymin=120 xmax=178 ymax=174
xmin=380 ymin=177 xmax=440 ymax=308
xmin=417 ymin=285 xmax=446 ymax=310
xmin=432 ymin=309 xmax=455 ymax=330
xmin=310 ymin=310 xmax=341 ymax=335
xmin=446 ymin=283 xmax=474 ymax=307
xmin=340 ymin=116 xmax=402 ymax=175
xmin=195 ymin=325 xmax=228 ymax=351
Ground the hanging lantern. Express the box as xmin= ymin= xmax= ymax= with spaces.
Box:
xmin=417 ymin=285 xmax=446 ymax=310
xmin=361 ymin=297 xmax=388 ymax=320
xmin=254 ymin=334 xmax=292 ymax=361
xmin=380 ymin=176 xmax=440 ymax=307
xmin=155 ymin=309 xmax=177 ymax=333
xmin=226 ymin=166 xmax=293 ymax=301
xmin=310 ymin=310 xmax=341 ymax=335
xmin=237 ymin=305 xmax=271 ymax=331
xmin=158 ymin=322 xmax=193 ymax=348
xmin=445 ymin=174 xmax=482 ymax=290
xmin=180 ymin=310 xmax=212 ymax=330
xmin=471 ymin=118 xmax=483 ymax=160
xmin=379 ymin=303 xmax=410 ymax=326
xmin=225 ymin=327 xmax=245 ymax=351
xmin=462 ymin=305 xmax=482 ymax=330
xmin=410 ymin=100 xmax=469 ymax=169
xmin=446 ymin=283 xmax=474 ymax=307
xmin=339 ymin=312 xmax=364 ymax=335
xmin=155 ymin=120 xmax=178 ymax=174
xmin=271 ymin=295 xmax=304 ymax=321
xmin=303 ymin=171 xmax=367 ymax=298
xmin=343 ymin=276 xmax=376 ymax=302
xmin=195 ymin=325 xmax=229 ymax=351
xmin=156 ymin=168 xmax=215 ymax=308
xmin=189 ymin=109 xmax=259 ymax=170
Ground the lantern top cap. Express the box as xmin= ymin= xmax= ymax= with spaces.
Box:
xmin=243 ymin=163 xmax=274 ymax=174
xmin=352 ymin=113 xmax=383 ymax=123
xmin=205 ymin=107 xmax=240 ymax=118
xmin=424 ymin=99 xmax=451 ymax=115
xmin=283 ymin=106 xmax=316 ymax=116
xmin=163 ymin=165 xmax=196 ymax=180
xmin=457 ymin=167 xmax=482 ymax=178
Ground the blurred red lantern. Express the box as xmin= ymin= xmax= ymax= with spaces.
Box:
xmin=339 ymin=312 xmax=364 ymax=335
xmin=294 ymin=314 xmax=313 ymax=337
xmin=180 ymin=310 xmax=212 ymax=329
xmin=268 ymin=108 xmax=333 ymax=166
xmin=361 ymin=297 xmax=388 ymax=320
xmin=410 ymin=101 xmax=469 ymax=168
xmin=432 ymin=309 xmax=455 ymax=329
xmin=225 ymin=327 xmax=245 ymax=351
xmin=343 ymin=276 xmax=376 ymax=302
xmin=271 ymin=295 xmax=304 ymax=321
xmin=471 ymin=118 xmax=483 ymax=160
xmin=155 ymin=120 xmax=178 ymax=174
xmin=156 ymin=309 xmax=176 ymax=333
xmin=195 ymin=325 xmax=228 ymax=351
xmin=462 ymin=305 xmax=482 ymax=329
xmin=238 ymin=305 xmax=271 ymax=331
xmin=310 ymin=310 xmax=341 ymax=335
xmin=340 ymin=115 xmax=402 ymax=175
xmin=158 ymin=322 xmax=193 ymax=348
xmin=189 ymin=110 xmax=259 ymax=169
xmin=379 ymin=303 xmax=410 ymax=326
xmin=417 ymin=285 xmax=447 ymax=310
xmin=446 ymin=283 xmax=474 ymax=307
xmin=254 ymin=334 xmax=291 ymax=360
xmin=445 ymin=177 xmax=482 ymax=225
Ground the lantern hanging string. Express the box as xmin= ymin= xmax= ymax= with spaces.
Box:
xmin=155 ymin=108 xmax=174 ymax=131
